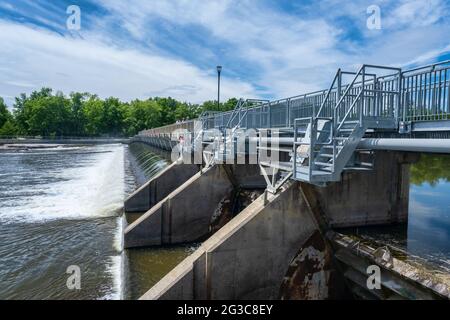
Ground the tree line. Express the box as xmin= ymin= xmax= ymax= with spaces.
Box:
xmin=0 ymin=88 xmax=238 ymax=137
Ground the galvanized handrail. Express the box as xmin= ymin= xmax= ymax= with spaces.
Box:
xmin=140 ymin=60 xmax=450 ymax=137
xmin=315 ymin=69 xmax=340 ymax=119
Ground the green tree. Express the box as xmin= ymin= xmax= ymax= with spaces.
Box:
xmin=69 ymin=92 xmax=89 ymax=136
xmin=199 ymin=98 xmax=238 ymax=113
xmin=0 ymin=120 xmax=17 ymax=136
xmin=25 ymin=91 xmax=72 ymax=137
xmin=154 ymin=97 xmax=178 ymax=125
xmin=82 ymin=95 xmax=104 ymax=136
xmin=103 ymin=97 xmax=126 ymax=136
xmin=13 ymin=93 xmax=30 ymax=135
xmin=124 ymin=99 xmax=162 ymax=136
xmin=0 ymin=97 xmax=11 ymax=128
xmin=7 ymin=87 xmax=238 ymax=137
xmin=174 ymin=102 xmax=201 ymax=121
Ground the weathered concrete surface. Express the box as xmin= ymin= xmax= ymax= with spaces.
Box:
xmin=124 ymin=162 xmax=200 ymax=213
xmin=141 ymin=181 xmax=321 ymax=300
xmin=124 ymin=165 xmax=234 ymax=248
xmin=279 ymin=230 xmax=348 ymax=300
xmin=226 ymin=164 xmax=267 ymax=189
xmin=316 ymin=151 xmax=416 ymax=227
xmin=329 ymin=231 xmax=450 ymax=300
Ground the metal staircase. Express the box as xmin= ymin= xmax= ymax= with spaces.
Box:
xmin=293 ymin=65 xmax=402 ymax=186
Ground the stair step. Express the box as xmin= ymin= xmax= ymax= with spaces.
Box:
xmin=260 ymin=161 xmax=293 ymax=172
xmin=355 ymin=150 xmax=373 ymax=154
xmin=342 ymin=120 xmax=359 ymax=124
xmin=344 ymin=167 xmax=372 ymax=171
xmin=318 ymin=154 xmax=334 ymax=158
xmin=315 ymin=161 xmax=334 ymax=167
xmin=355 ymin=161 xmax=373 ymax=167
xmin=296 ymin=166 xmax=333 ymax=176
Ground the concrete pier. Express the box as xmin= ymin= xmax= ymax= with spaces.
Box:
xmin=124 ymin=162 xmax=200 ymax=213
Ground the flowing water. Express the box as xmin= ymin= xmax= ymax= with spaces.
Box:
xmin=1 ymin=143 xmax=448 ymax=299
xmin=123 ymin=142 xmax=196 ymax=300
xmin=0 ymin=142 xmax=194 ymax=300
xmin=0 ymin=144 xmax=126 ymax=299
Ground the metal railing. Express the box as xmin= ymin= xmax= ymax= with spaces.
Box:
xmin=139 ymin=60 xmax=450 ymax=137
xmin=401 ymin=60 xmax=450 ymax=122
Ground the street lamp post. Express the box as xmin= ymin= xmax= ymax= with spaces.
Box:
xmin=217 ymin=65 xmax=222 ymax=110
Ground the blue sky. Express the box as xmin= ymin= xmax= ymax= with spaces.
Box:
xmin=1 ymin=0 xmax=450 ymax=107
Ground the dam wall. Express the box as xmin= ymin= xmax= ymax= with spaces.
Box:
xmin=124 ymin=163 xmax=267 ymax=248
xmin=124 ymin=165 xmax=234 ymax=248
xmin=315 ymin=151 xmax=416 ymax=227
xmin=135 ymin=151 xmax=415 ymax=299
xmin=124 ymin=162 xmax=200 ymax=213
xmin=141 ymin=181 xmax=323 ymax=300
xmin=125 ymin=150 xmax=422 ymax=299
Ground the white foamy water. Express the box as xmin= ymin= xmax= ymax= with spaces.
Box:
xmin=0 ymin=144 xmax=125 ymax=223
xmin=0 ymin=144 xmax=128 ymax=300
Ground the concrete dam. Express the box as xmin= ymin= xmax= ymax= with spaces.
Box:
xmin=123 ymin=62 xmax=450 ymax=300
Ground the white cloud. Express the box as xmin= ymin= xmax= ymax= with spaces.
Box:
xmin=0 ymin=20 xmax=256 ymax=106
xmin=97 ymin=0 xmax=347 ymax=97
xmin=96 ymin=0 xmax=450 ymax=98
xmin=385 ymin=0 xmax=446 ymax=28
xmin=1 ymin=0 xmax=450 ymax=107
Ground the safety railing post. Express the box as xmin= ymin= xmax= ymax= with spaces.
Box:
xmin=309 ymin=117 xmax=314 ymax=180
xmin=336 ymin=69 xmax=341 ymax=129
xmin=360 ymin=66 xmax=365 ymax=127
xmin=293 ymin=119 xmax=297 ymax=179
xmin=287 ymin=98 xmax=291 ymax=127
xmin=399 ymin=70 xmax=405 ymax=126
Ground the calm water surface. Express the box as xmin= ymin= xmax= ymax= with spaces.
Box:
xmin=343 ymin=154 xmax=450 ymax=275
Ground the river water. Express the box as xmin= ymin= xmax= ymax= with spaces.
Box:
xmin=341 ymin=154 xmax=450 ymax=278
xmin=0 ymin=144 xmax=448 ymax=299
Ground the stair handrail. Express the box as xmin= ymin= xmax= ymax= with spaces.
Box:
xmin=336 ymin=90 xmax=364 ymax=132
xmin=225 ymin=98 xmax=245 ymax=128
xmin=315 ymin=69 xmax=341 ymax=119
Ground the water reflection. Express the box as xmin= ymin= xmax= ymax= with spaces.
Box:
xmin=408 ymin=154 xmax=450 ymax=271
xmin=410 ymin=154 xmax=450 ymax=186
xmin=341 ymin=153 xmax=450 ymax=275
